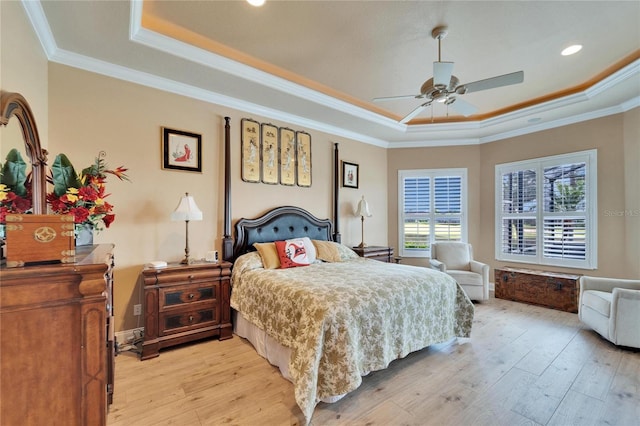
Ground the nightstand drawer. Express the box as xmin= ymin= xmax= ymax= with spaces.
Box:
xmin=149 ymin=269 xmax=223 ymax=285
xmin=159 ymin=282 xmax=219 ymax=311
xmin=160 ymin=306 xmax=219 ymax=335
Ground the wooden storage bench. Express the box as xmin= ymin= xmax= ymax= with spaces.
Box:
xmin=494 ymin=267 xmax=581 ymax=313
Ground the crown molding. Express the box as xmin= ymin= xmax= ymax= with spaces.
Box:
xmin=21 ymin=0 xmax=640 ymax=150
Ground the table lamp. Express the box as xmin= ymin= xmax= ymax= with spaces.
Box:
xmin=171 ymin=192 xmax=203 ymax=264
xmin=355 ymin=195 xmax=372 ymax=248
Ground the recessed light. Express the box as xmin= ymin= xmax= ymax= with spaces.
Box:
xmin=561 ymin=45 xmax=582 ymax=56
xmin=247 ymin=0 xmax=265 ymax=6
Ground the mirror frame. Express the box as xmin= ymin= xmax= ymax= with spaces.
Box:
xmin=0 ymin=91 xmax=48 ymax=214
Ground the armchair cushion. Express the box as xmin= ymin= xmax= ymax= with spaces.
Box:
xmin=436 ymin=243 xmax=470 ymax=271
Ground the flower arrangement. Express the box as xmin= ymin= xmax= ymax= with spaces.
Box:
xmin=0 ymin=148 xmax=32 ymax=223
xmin=47 ymin=151 xmax=129 ymax=231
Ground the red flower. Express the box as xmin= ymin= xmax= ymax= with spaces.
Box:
xmin=70 ymin=207 xmax=90 ymax=224
xmin=0 ymin=206 xmax=9 ymax=223
xmin=78 ymin=186 xmax=99 ymax=201
xmin=103 ymin=214 xmax=115 ymax=228
xmin=13 ymin=196 xmax=31 ymax=212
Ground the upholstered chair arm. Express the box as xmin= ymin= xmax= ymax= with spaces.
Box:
xmin=580 ymin=276 xmax=640 ymax=303
xmin=580 ymin=276 xmax=640 ymax=293
xmin=470 ymin=260 xmax=490 ymax=300
xmin=609 ymin=287 xmax=640 ymax=347
xmin=430 ymin=258 xmax=446 ymax=272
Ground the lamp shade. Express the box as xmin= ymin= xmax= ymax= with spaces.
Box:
xmin=171 ymin=192 xmax=203 ymax=221
xmin=355 ymin=196 xmax=372 ymax=218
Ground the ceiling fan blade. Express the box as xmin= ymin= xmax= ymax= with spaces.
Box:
xmin=400 ymin=102 xmax=432 ymax=124
xmin=448 ymin=97 xmax=477 ymax=117
xmin=459 ymin=71 xmax=524 ymax=94
xmin=373 ymin=94 xmax=421 ymax=102
xmin=433 ymin=62 xmax=454 ymax=87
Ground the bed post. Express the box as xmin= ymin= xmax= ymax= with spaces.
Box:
xmin=222 ymin=116 xmax=233 ymax=261
xmin=333 ymin=142 xmax=341 ymax=243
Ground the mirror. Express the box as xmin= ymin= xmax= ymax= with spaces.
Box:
xmin=0 ymin=91 xmax=47 ymax=214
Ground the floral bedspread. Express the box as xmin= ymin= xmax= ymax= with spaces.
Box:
xmin=230 ymin=252 xmax=475 ymax=422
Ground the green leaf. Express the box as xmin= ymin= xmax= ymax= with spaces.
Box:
xmin=0 ymin=149 xmax=28 ymax=197
xmin=51 ymin=153 xmax=82 ymax=197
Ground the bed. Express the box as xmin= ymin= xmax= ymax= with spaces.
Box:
xmin=228 ymin=205 xmax=475 ymax=422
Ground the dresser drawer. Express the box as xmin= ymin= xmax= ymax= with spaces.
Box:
xmin=159 ymin=282 xmax=219 ymax=311
xmin=159 ymin=306 xmax=219 ymax=336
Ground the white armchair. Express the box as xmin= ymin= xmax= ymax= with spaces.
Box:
xmin=429 ymin=242 xmax=489 ymax=301
xmin=579 ymin=276 xmax=640 ymax=348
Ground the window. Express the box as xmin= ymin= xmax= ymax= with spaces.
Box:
xmin=495 ymin=150 xmax=597 ymax=269
xmin=398 ymin=168 xmax=467 ymax=257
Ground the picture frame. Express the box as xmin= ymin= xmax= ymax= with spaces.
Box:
xmin=342 ymin=161 xmax=359 ymax=188
xmin=296 ymin=131 xmax=312 ymax=187
xmin=279 ymin=127 xmax=296 ymax=186
xmin=162 ymin=127 xmax=202 ymax=173
xmin=261 ymin=123 xmax=279 ymax=184
xmin=241 ymin=118 xmax=260 ymax=183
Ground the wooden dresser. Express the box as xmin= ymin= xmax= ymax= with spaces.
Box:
xmin=141 ymin=261 xmax=232 ymax=360
xmin=495 ymin=267 xmax=580 ymax=313
xmin=0 ymin=244 xmax=115 ymax=426
xmin=352 ymin=245 xmax=394 ymax=263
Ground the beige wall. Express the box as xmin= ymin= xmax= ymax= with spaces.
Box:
xmin=623 ymin=107 xmax=640 ymax=278
xmin=387 ymin=144 xmax=482 ymax=268
xmin=0 ymin=1 xmax=49 ymax=148
xmin=47 ymin=63 xmax=387 ymax=332
xmin=388 ymin=113 xmax=638 ymax=279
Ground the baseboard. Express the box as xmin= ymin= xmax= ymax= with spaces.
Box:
xmin=115 ymin=327 xmax=144 ymax=345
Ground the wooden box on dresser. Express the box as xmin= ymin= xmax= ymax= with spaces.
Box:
xmin=352 ymin=245 xmax=394 ymax=263
xmin=0 ymin=244 xmax=115 ymax=426
xmin=494 ymin=267 xmax=580 ymax=313
xmin=141 ymin=261 xmax=232 ymax=360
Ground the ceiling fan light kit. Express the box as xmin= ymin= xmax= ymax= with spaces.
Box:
xmin=375 ymin=25 xmax=525 ymax=124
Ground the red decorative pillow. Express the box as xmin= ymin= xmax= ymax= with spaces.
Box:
xmin=275 ymin=239 xmax=311 ymax=268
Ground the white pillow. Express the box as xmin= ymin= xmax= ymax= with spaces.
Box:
xmin=285 ymin=236 xmax=316 ymax=263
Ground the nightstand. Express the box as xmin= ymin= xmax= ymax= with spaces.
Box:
xmin=352 ymin=246 xmax=394 ymax=263
xmin=141 ymin=261 xmax=232 ymax=360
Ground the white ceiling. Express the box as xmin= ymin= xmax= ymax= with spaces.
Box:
xmin=25 ymin=0 xmax=640 ymax=147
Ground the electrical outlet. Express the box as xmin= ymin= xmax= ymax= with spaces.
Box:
xmin=133 ymin=304 xmax=142 ymax=316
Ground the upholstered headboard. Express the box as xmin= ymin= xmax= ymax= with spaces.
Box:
xmin=232 ymin=206 xmax=334 ymax=261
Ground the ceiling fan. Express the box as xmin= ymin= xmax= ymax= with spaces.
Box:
xmin=374 ymin=26 xmax=524 ymax=124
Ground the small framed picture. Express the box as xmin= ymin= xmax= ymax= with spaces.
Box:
xmin=241 ymin=118 xmax=260 ymax=183
xmin=261 ymin=123 xmax=279 ymax=184
xmin=342 ymin=161 xmax=359 ymax=188
xmin=279 ymin=127 xmax=296 ymax=186
xmin=162 ymin=127 xmax=202 ymax=173
xmin=296 ymin=131 xmax=312 ymax=187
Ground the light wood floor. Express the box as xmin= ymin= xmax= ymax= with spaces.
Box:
xmin=107 ymin=295 xmax=639 ymax=426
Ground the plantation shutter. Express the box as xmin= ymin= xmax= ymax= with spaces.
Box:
xmin=402 ymin=176 xmax=430 ymax=252
xmin=399 ymin=169 xmax=467 ymax=257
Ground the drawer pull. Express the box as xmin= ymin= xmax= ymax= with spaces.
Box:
xmin=189 ymin=315 xmax=194 ymax=322
xmin=189 ymin=293 xmax=194 ymax=300
xmin=189 ymin=275 xmax=195 ymax=280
